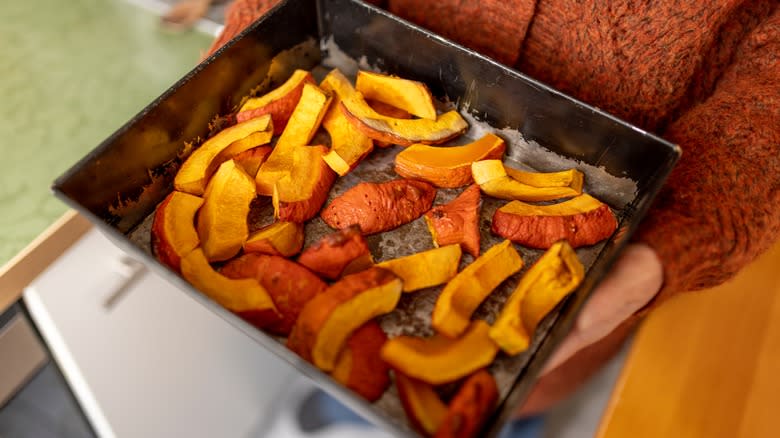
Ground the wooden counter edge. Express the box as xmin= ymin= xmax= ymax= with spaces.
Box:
xmin=0 ymin=210 xmax=92 ymax=314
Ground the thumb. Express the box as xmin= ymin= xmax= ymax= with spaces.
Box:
xmin=541 ymin=243 xmax=662 ymax=373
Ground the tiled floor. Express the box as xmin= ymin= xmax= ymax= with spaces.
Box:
xmin=0 ymin=362 xmax=95 ymax=438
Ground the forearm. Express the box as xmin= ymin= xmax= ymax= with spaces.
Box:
xmin=636 ymin=8 xmax=780 ymax=304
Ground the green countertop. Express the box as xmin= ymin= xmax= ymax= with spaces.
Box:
xmin=0 ymin=0 xmax=212 ymax=266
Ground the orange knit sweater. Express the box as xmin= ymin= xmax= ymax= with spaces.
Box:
xmin=211 ymin=0 xmax=780 ymax=412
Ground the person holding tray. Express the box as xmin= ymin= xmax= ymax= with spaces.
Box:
xmin=206 ymin=0 xmax=780 ymax=432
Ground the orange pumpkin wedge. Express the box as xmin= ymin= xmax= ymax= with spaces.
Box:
xmin=233 ymin=145 xmax=272 ymax=178
xmin=395 ymin=134 xmax=506 ymax=188
xmin=175 ymin=114 xmax=272 ymax=196
xmin=340 ymin=91 xmax=467 ymax=146
xmin=395 ymin=372 xmax=448 ymax=436
xmin=435 ymin=370 xmax=499 ymax=438
xmin=505 ymin=166 xmax=584 ymax=192
xmin=472 ymin=160 xmax=582 ymax=201
xmin=288 ymin=267 xmax=402 ymax=372
xmin=489 ymin=241 xmax=584 ymax=355
xmin=197 ymin=159 xmax=256 ymax=262
xmin=380 ymin=321 xmax=498 ymax=385
xmin=151 ymin=191 xmax=203 ymax=272
xmin=491 ymin=194 xmax=618 ymax=249
xmin=320 ymin=69 xmax=374 ymax=176
xmin=272 ymin=145 xmax=337 ymax=222
xmin=432 ymin=240 xmax=523 ymax=338
xmin=330 ymin=321 xmax=391 ymax=402
xmin=355 ymin=70 xmax=437 ymax=120
xmin=236 ymin=69 xmax=315 ymax=133
xmin=376 ymin=245 xmax=461 ymax=293
xmin=297 ymin=225 xmax=373 ymax=281
xmin=243 ymin=221 xmax=304 ymax=257
xmin=424 ymin=185 xmax=482 ymax=257
xmin=180 ymin=248 xmax=279 ymax=328
xmin=256 ymin=83 xmax=332 ymax=196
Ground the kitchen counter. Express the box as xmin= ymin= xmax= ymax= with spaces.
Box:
xmin=0 ymin=0 xmax=211 ymax=267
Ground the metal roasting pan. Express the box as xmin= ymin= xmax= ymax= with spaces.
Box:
xmin=52 ymin=0 xmax=681 ymax=436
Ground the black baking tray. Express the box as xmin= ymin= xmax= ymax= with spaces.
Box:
xmin=52 ymin=0 xmax=680 ymax=436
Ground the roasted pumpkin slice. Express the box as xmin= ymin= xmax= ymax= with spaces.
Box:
xmin=243 ymin=221 xmax=304 ymax=257
xmin=376 ymin=245 xmax=461 ymax=292
xmin=197 ymin=160 xmax=256 ymax=262
xmin=236 ymin=69 xmax=315 ymax=133
xmin=395 ymin=134 xmax=506 ymax=188
xmin=288 ymin=267 xmax=402 ymax=372
xmin=472 ymin=160 xmax=581 ymax=201
xmin=424 ymin=185 xmax=482 ymax=257
xmin=330 ymin=321 xmax=390 ymax=402
xmin=256 ymin=83 xmax=332 ymax=196
xmin=355 ymin=70 xmax=437 ymax=120
xmin=491 ymin=194 xmax=618 ymax=248
xmin=380 ymin=321 xmax=498 ymax=385
xmin=175 ymin=114 xmax=272 ymax=196
xmin=151 ymin=191 xmax=203 ymax=272
xmin=432 ymin=240 xmax=523 ymax=338
xmin=395 ymin=372 xmax=448 ymax=436
xmin=340 ymin=91 xmax=467 ymax=146
xmin=435 ymin=370 xmax=499 ymax=438
xmin=181 ymin=249 xmax=279 ymax=328
xmin=489 ymin=241 xmax=584 ymax=355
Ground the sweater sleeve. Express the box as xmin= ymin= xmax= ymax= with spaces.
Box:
xmin=206 ymin=0 xmax=385 ymax=57
xmin=387 ymin=0 xmax=536 ymax=66
xmin=635 ymin=7 xmax=780 ymax=307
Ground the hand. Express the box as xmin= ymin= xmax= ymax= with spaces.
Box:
xmin=162 ymin=0 xmax=213 ymax=31
xmin=518 ymin=243 xmax=664 ymax=415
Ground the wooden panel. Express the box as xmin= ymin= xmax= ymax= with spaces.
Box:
xmin=0 ymin=210 xmax=91 ymax=315
xmin=597 ymin=240 xmax=780 ymax=438
xmin=0 ymin=314 xmax=47 ymax=405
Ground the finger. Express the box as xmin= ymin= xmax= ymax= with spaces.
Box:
xmin=576 ymin=244 xmax=662 ymax=334
xmin=541 ymin=244 xmax=662 ymax=373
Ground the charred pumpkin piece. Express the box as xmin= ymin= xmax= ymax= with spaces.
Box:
xmin=395 ymin=134 xmax=506 ymax=188
xmin=424 ymin=185 xmax=482 ymax=257
xmin=221 ymin=253 xmax=327 ymax=336
xmin=432 ymin=240 xmax=523 ymax=338
xmin=273 ymin=145 xmax=337 ymax=222
xmin=243 ymin=221 xmax=304 ymax=257
xmin=298 ymin=225 xmax=373 ymax=280
xmin=151 ymin=191 xmax=203 ymax=273
xmin=330 ymin=321 xmax=391 ymax=402
xmin=490 ymin=241 xmax=584 ymax=355
xmin=175 ymin=115 xmax=272 ymax=196
xmin=491 ymin=194 xmax=617 ymax=249
xmin=233 ymin=145 xmax=272 ymax=178
xmin=197 ymin=160 xmax=256 ymax=262
xmin=181 ymin=249 xmax=279 ymax=329
xmin=376 ymin=245 xmax=461 ymax=292
xmin=288 ymin=267 xmax=402 ymax=372
xmin=355 ymin=70 xmax=437 ymax=120
xmin=380 ymin=321 xmax=498 ymax=385
xmin=321 ymin=179 xmax=437 ymax=235
xmin=236 ymin=69 xmax=315 ymax=133
xmin=256 ymin=83 xmax=332 ymax=196
xmin=434 ymin=370 xmax=499 ymax=438
xmin=340 ymin=91 xmax=467 ymax=146
xmin=472 ymin=160 xmax=582 ymax=202
xmin=319 ymin=69 xmax=375 ymax=176
xmin=395 ymin=372 xmax=448 ymax=436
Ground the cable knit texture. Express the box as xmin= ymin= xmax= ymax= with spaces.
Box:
xmin=212 ymin=0 xmax=780 ymax=410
